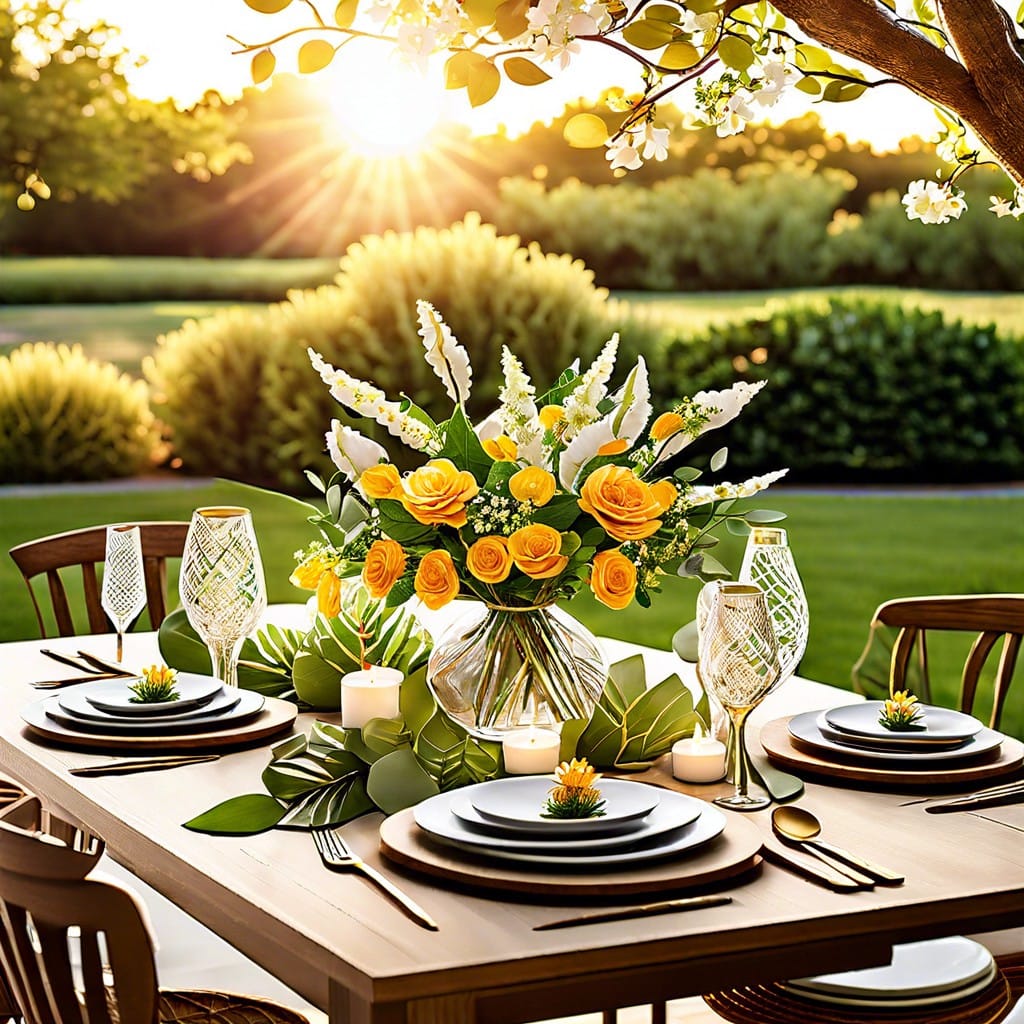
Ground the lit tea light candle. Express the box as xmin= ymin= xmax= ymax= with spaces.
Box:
xmin=340 ymin=665 xmax=403 ymax=730
xmin=502 ymin=727 xmax=561 ymax=775
xmin=672 ymin=723 xmax=727 ymax=783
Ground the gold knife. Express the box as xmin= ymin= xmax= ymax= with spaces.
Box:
xmin=69 ymin=755 xmax=221 ymax=777
xmin=535 ymin=895 xmax=733 ymax=931
xmin=32 ymin=672 xmax=131 ymax=689
xmin=761 ymin=844 xmax=873 ymax=892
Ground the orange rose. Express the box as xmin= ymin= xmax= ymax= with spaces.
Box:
xmin=360 ymin=463 xmax=403 ymax=500
xmin=316 ymin=571 xmax=343 ymax=617
xmin=401 ymin=458 xmax=479 ymax=528
xmin=650 ymin=479 xmax=677 ymax=512
xmin=414 ymin=550 xmax=460 ymax=610
xmin=289 ymin=550 xmax=336 ymax=590
xmin=466 ymin=536 xmax=513 ymax=584
xmin=538 ymin=405 xmax=564 ymax=431
xmin=578 ymin=464 xmax=665 ymax=542
xmin=589 ymin=549 xmax=637 ymax=610
xmin=509 ymin=466 xmax=557 ymax=506
xmin=482 ymin=435 xmax=518 ymax=462
xmin=362 ymin=539 xmax=406 ymax=599
xmin=650 ymin=412 xmax=684 ymax=442
xmin=507 ymin=524 xmax=568 ymax=580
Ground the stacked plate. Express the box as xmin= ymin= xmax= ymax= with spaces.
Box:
xmin=787 ymin=701 xmax=1001 ymax=768
xmin=412 ymin=776 xmax=727 ymax=869
xmin=33 ymin=673 xmax=265 ymax=737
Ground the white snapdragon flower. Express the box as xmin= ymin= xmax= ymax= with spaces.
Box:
xmin=416 ymin=300 xmax=472 ymax=406
xmin=309 ymin=349 xmax=436 ymax=451
xmin=498 ymin=346 xmax=544 ymax=455
xmin=561 ymin=333 xmax=619 ymax=438
xmin=396 ymin=22 xmax=436 ymax=73
xmin=754 ymin=60 xmax=791 ymax=107
xmin=716 ymin=90 xmax=755 ymax=138
xmin=327 ymin=421 xmax=389 ymax=484
xmin=684 ymin=468 xmax=789 ymax=509
xmin=901 ymin=179 xmax=967 ymax=225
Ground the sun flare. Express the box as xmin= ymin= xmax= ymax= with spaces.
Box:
xmin=321 ymin=52 xmax=446 ymax=158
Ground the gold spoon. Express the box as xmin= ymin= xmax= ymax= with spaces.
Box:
xmin=772 ymin=806 xmax=905 ymax=886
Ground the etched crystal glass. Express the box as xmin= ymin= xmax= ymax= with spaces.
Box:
xmin=101 ymin=525 xmax=146 ymax=663
xmin=427 ymin=603 xmax=607 ymax=739
xmin=180 ymin=507 xmax=267 ymax=688
xmin=698 ymin=582 xmax=780 ymax=811
xmin=739 ymin=526 xmax=809 ymax=682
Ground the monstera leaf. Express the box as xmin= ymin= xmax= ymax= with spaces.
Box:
xmin=576 ymin=654 xmax=709 ymax=769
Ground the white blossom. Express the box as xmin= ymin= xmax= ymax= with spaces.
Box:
xmin=396 ymin=22 xmax=436 ymax=73
xmin=474 ymin=409 xmax=504 ymax=442
xmin=527 ymin=0 xmax=607 ymax=69
xmin=561 ymin=334 xmax=619 ymax=438
xmin=606 ymin=135 xmax=643 ymax=170
xmin=326 ymin=421 xmax=389 ymax=484
xmin=416 ymin=300 xmax=473 ymax=406
xmin=990 ymin=195 xmax=1016 ymax=218
xmin=684 ymin=469 xmax=789 ymax=509
xmin=716 ymin=90 xmax=755 ymax=137
xmin=754 ymin=60 xmax=791 ymax=107
xmin=641 ymin=124 xmax=670 ymax=161
xmin=366 ymin=0 xmax=393 ymax=23
xmin=559 ymin=418 xmax=617 ymax=490
xmin=498 ymin=347 xmax=539 ymax=435
xmin=309 ymin=348 xmax=436 ymax=451
xmin=901 ymin=179 xmax=967 ymax=225
xmin=680 ymin=9 xmax=718 ymax=43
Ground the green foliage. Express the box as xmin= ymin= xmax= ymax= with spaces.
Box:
xmin=146 ymin=216 xmax=615 ymax=489
xmin=652 ymin=300 xmax=1024 ymax=483
xmin=0 ymin=343 xmax=158 ymax=482
xmin=495 ymin=164 xmax=852 ymax=291
xmin=0 ymin=1 xmax=245 ymax=218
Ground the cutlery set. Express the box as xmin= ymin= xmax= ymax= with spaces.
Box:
xmin=900 ymin=780 xmax=1024 ymax=813
xmin=33 ymin=648 xmax=135 ymax=689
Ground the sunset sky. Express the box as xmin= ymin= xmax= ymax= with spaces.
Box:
xmin=69 ymin=0 xmax=938 ymax=149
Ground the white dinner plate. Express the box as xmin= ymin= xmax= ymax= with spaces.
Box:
xmin=786 ymin=937 xmax=994 ymax=998
xmin=43 ymin=689 xmax=265 ymax=734
xmin=788 ymin=712 xmax=1002 ymax=765
xmin=468 ymin=776 xmax=660 ymax=836
xmin=814 ymin=714 xmax=968 ymax=753
xmin=83 ymin=673 xmax=222 ymax=716
xmin=59 ymin=686 xmax=241 ymax=724
xmin=783 ymin=964 xmax=997 ymax=1009
xmin=416 ymin=794 xmax=726 ymax=867
xmin=440 ymin=789 xmax=703 ymax=853
xmin=824 ymin=702 xmax=983 ymax=742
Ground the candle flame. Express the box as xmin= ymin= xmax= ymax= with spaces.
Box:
xmin=693 ymin=721 xmax=704 ymax=742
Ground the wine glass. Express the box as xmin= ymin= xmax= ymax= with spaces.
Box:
xmin=179 ymin=507 xmax=267 ymax=688
xmin=698 ymin=581 xmax=780 ymax=811
xmin=101 ymin=525 xmax=146 ymax=663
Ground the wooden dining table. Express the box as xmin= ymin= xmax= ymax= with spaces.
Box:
xmin=1 ymin=629 xmax=1022 ymax=1024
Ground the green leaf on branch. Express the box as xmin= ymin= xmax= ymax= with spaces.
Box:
xmin=298 ymin=39 xmax=336 ymax=74
xmin=532 ymin=494 xmax=583 ymax=531
xmin=622 ymin=18 xmax=677 ymax=50
xmin=646 ymin=3 xmax=680 ymax=21
xmin=727 ymin=518 xmax=752 ymax=537
xmin=495 ymin=0 xmax=530 ymax=38
xmin=504 ymin=56 xmax=551 ymax=85
xmin=660 ymin=40 xmax=699 ymax=70
xmin=672 ymin=620 xmax=699 ymax=663
xmin=334 ymin=0 xmax=358 ymax=27
xmin=467 ymin=57 xmax=501 ymax=107
xmin=251 ymin=49 xmax=276 ymax=85
xmin=674 ymin=466 xmax=702 ymax=483
xmin=744 ymin=508 xmax=787 ymax=525
xmin=794 ymin=43 xmax=832 ymax=72
xmin=183 ymin=795 xmax=285 ymax=835
xmin=718 ymin=35 xmax=755 ymax=70
xmin=376 ymin=499 xmax=433 ymax=543
xmin=367 ymin=747 xmax=440 ymax=813
xmin=461 ymin=0 xmax=500 ymax=27
xmin=439 ymin=406 xmax=493 ymax=484
xmin=710 ymin=447 xmax=728 ymax=472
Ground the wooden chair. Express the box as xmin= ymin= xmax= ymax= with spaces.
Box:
xmin=854 ymin=594 xmax=1024 ymax=729
xmin=9 ymin=523 xmax=189 ymax=639
xmin=0 ymin=795 xmax=308 ymax=1024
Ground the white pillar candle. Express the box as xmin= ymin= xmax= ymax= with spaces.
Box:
xmin=340 ymin=665 xmax=403 ymax=730
xmin=502 ymin=727 xmax=561 ymax=775
xmin=672 ymin=723 xmax=727 ymax=783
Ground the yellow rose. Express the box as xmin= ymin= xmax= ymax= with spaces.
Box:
xmin=509 ymin=466 xmax=557 ymax=506
xmin=597 ymin=438 xmax=630 ymax=456
xmin=650 ymin=479 xmax=677 ymax=512
xmin=360 ymin=463 xmax=403 ymax=500
xmin=507 ymin=524 xmax=568 ymax=580
xmin=538 ymin=405 xmax=564 ymax=431
xmin=289 ymin=550 xmax=336 ymax=591
xmin=401 ymin=458 xmax=480 ymax=528
xmin=466 ymin=536 xmax=513 ymax=584
xmin=414 ymin=550 xmax=461 ymax=610
xmin=362 ymin=539 xmax=406 ymax=599
xmin=482 ymin=434 xmax=519 ymax=462
xmin=589 ymin=549 xmax=637 ymax=610
xmin=577 ymin=464 xmax=665 ymax=542
xmin=650 ymin=412 xmax=684 ymax=442
xmin=316 ymin=571 xmax=343 ymax=618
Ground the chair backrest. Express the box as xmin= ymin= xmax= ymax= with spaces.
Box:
xmin=0 ymin=797 xmax=159 ymax=1024
xmin=9 ymin=523 xmax=190 ymax=638
xmin=862 ymin=595 xmax=1024 ymax=729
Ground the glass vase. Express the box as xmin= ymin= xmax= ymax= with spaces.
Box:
xmin=427 ymin=604 xmax=607 ymax=738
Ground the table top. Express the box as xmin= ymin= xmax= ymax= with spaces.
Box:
xmin=2 ymin=630 xmax=1022 ymax=1016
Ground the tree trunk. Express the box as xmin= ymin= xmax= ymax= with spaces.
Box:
xmin=771 ymin=0 xmax=1024 ymax=186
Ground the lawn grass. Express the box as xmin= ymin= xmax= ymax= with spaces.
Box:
xmin=3 ymin=483 xmax=1021 ymax=737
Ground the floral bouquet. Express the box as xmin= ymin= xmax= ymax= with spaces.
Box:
xmin=294 ymin=301 xmax=785 ymax=736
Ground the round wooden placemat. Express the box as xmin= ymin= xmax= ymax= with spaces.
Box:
xmin=380 ymin=808 xmax=762 ymax=897
xmin=21 ymin=695 xmax=297 ymax=753
xmin=760 ymin=716 xmax=1024 ymax=786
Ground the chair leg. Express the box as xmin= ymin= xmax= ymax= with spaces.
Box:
xmin=602 ymin=1012 xmax=616 ymax=1024
xmin=651 ymin=1003 xmax=667 ymax=1024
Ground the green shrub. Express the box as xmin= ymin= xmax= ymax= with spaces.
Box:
xmin=0 ymin=343 xmax=159 ymax=482
xmin=146 ymin=216 xmax=616 ymax=490
xmin=653 ymin=300 xmax=1024 ymax=483
xmin=494 ymin=164 xmax=852 ymax=291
